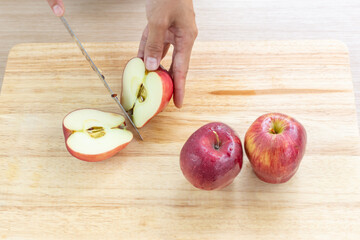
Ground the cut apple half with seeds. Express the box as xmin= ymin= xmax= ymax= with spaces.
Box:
xmin=63 ymin=109 xmax=133 ymax=162
xmin=121 ymin=58 xmax=173 ymax=128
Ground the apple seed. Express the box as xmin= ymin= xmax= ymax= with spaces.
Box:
xmin=137 ymin=84 xmax=147 ymax=103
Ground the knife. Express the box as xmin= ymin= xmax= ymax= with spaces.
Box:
xmin=59 ymin=16 xmax=143 ymax=140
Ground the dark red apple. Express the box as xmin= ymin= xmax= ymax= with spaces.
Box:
xmin=244 ymin=113 xmax=307 ymax=183
xmin=180 ymin=122 xmax=243 ymax=190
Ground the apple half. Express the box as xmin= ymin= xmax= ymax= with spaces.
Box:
xmin=121 ymin=58 xmax=173 ymax=128
xmin=63 ymin=109 xmax=133 ymax=162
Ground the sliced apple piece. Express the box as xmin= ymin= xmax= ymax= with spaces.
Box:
xmin=121 ymin=57 xmax=173 ymax=128
xmin=63 ymin=109 xmax=133 ymax=162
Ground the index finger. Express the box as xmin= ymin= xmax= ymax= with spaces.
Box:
xmin=170 ymin=38 xmax=195 ymax=108
xmin=137 ymin=26 xmax=149 ymax=59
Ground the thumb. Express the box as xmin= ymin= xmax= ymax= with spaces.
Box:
xmin=144 ymin=21 xmax=168 ymax=71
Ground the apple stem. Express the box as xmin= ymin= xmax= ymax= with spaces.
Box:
xmin=213 ymin=130 xmax=221 ymax=150
xmin=270 ymin=128 xmax=276 ymax=134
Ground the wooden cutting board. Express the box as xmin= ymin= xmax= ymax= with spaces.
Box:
xmin=1 ymin=41 xmax=360 ymax=239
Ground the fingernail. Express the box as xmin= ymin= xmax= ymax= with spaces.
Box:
xmin=145 ymin=57 xmax=158 ymax=71
xmin=53 ymin=5 xmax=64 ymax=17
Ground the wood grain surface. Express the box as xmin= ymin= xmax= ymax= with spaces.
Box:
xmin=0 ymin=41 xmax=359 ymax=239
xmin=1 ymin=0 xmax=360 ymax=133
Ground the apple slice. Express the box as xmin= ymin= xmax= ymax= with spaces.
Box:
xmin=63 ymin=109 xmax=133 ymax=162
xmin=121 ymin=58 xmax=173 ymax=128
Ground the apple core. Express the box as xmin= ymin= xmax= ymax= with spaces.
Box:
xmin=86 ymin=126 xmax=106 ymax=138
xmin=137 ymin=84 xmax=147 ymax=103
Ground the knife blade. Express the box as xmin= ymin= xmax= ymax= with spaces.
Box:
xmin=59 ymin=16 xmax=143 ymax=140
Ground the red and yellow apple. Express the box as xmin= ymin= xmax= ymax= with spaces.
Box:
xmin=62 ymin=109 xmax=133 ymax=162
xmin=244 ymin=113 xmax=307 ymax=183
xmin=180 ymin=122 xmax=243 ymax=190
xmin=121 ymin=57 xmax=173 ymax=128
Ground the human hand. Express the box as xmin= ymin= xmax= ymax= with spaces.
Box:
xmin=138 ymin=0 xmax=198 ymax=108
xmin=46 ymin=0 xmax=65 ymax=16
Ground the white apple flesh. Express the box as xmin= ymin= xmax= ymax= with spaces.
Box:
xmin=63 ymin=109 xmax=133 ymax=162
xmin=121 ymin=58 xmax=173 ymax=128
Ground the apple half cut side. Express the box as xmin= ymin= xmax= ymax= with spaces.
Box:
xmin=62 ymin=109 xmax=133 ymax=162
xmin=121 ymin=57 xmax=174 ymax=128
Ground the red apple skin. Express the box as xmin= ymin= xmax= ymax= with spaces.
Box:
xmin=64 ymin=138 xmax=130 ymax=162
xmin=156 ymin=67 xmax=174 ymax=113
xmin=62 ymin=109 xmax=131 ymax=162
xmin=180 ymin=122 xmax=243 ymax=190
xmin=63 ymin=124 xmax=73 ymax=140
xmin=244 ymin=113 xmax=307 ymax=184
